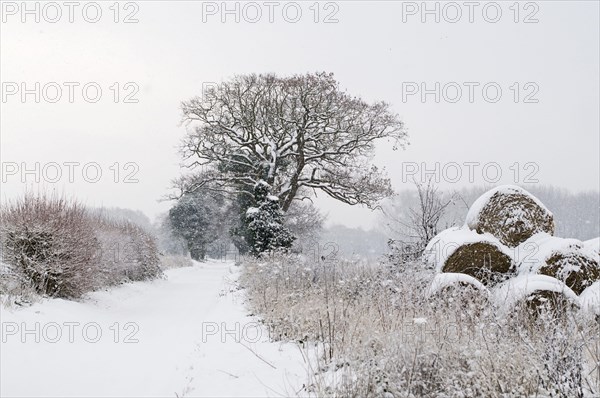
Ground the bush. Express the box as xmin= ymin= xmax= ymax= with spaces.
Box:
xmin=0 ymin=193 xmax=99 ymax=298
xmin=0 ymin=261 xmax=38 ymax=306
xmin=0 ymin=193 xmax=162 ymax=299
xmin=92 ymin=216 xmax=163 ymax=284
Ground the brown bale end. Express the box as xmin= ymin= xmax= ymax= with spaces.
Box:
xmin=523 ymin=290 xmax=580 ymax=315
xmin=493 ymin=275 xmax=580 ymax=316
xmin=442 ymin=242 xmax=514 ymax=286
xmin=517 ymin=234 xmax=600 ymax=295
xmin=466 ymin=186 xmax=555 ymax=247
xmin=427 ymin=273 xmax=490 ymax=315
xmin=539 ymin=251 xmax=599 ymax=295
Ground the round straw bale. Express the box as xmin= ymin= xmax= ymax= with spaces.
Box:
xmin=583 ymin=237 xmax=600 ymax=256
xmin=465 ymin=185 xmax=555 ymax=247
xmin=424 ymin=227 xmax=514 ymax=286
xmin=427 ymin=273 xmax=491 ymax=315
xmin=579 ymin=281 xmax=600 ymax=316
xmin=516 ymin=233 xmax=600 ymax=295
xmin=493 ymin=274 xmax=579 ymax=315
xmin=427 ymin=272 xmax=489 ymax=297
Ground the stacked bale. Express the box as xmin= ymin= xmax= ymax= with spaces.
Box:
xmin=579 ymin=281 xmax=600 ymax=316
xmin=516 ymin=233 xmax=600 ymax=295
xmin=465 ymin=185 xmax=555 ymax=247
xmin=425 ymin=185 xmax=598 ymax=313
xmin=426 ymin=272 xmax=490 ymax=300
xmin=492 ymin=274 xmax=580 ymax=315
xmin=424 ymin=227 xmax=514 ymax=286
xmin=584 ymin=238 xmax=600 ymax=256
xmin=427 ymin=272 xmax=488 ymax=296
xmin=427 ymin=273 xmax=491 ymax=316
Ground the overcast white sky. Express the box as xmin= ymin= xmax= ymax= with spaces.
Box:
xmin=1 ymin=1 xmax=598 ymax=228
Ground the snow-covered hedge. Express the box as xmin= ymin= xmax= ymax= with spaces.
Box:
xmin=0 ymin=193 xmax=162 ymax=299
xmin=90 ymin=215 xmax=162 ymax=285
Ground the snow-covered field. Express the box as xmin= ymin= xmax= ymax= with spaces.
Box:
xmin=0 ymin=261 xmax=308 ymax=398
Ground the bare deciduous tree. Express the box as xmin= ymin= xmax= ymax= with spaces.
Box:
xmin=175 ymin=72 xmax=407 ymax=211
xmin=385 ymin=178 xmax=459 ymax=262
xmin=410 ymin=178 xmax=457 ymax=245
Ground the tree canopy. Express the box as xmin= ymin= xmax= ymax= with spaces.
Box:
xmin=176 ymin=72 xmax=407 ymax=211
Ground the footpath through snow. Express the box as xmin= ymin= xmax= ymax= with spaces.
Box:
xmin=0 ymin=260 xmax=308 ymax=397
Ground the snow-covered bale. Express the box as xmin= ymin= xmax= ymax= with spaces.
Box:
xmin=423 ymin=227 xmax=462 ymax=267
xmin=583 ymin=237 xmax=600 ymax=256
xmin=516 ymin=233 xmax=600 ymax=295
xmin=465 ymin=185 xmax=555 ymax=247
xmin=426 ymin=273 xmax=491 ymax=312
xmin=427 ymin=272 xmax=489 ymax=296
xmin=579 ymin=281 xmax=600 ymax=316
xmin=424 ymin=227 xmax=514 ymax=285
xmin=493 ymin=274 xmax=579 ymax=314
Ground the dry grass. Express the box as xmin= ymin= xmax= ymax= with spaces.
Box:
xmin=240 ymin=253 xmax=600 ymax=397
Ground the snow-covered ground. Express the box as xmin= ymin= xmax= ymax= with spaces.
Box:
xmin=0 ymin=261 xmax=308 ymax=398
